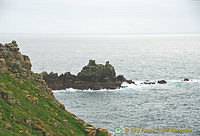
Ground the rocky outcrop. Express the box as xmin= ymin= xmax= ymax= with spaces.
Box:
xmin=184 ymin=78 xmax=189 ymax=81
xmin=143 ymin=80 xmax=156 ymax=85
xmin=0 ymin=41 xmax=31 ymax=74
xmin=157 ymin=80 xmax=167 ymax=84
xmin=43 ymin=60 xmax=134 ymax=90
xmin=0 ymin=41 xmax=110 ymax=136
xmin=0 ymin=41 xmax=52 ymax=95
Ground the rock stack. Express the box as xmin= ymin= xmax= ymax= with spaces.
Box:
xmin=43 ymin=60 xmax=134 ymax=90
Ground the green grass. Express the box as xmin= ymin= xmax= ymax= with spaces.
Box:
xmin=0 ymin=73 xmax=106 ymax=136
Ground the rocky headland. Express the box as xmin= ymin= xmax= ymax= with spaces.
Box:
xmin=0 ymin=41 xmax=111 ymax=136
xmin=42 ymin=60 xmax=134 ymax=90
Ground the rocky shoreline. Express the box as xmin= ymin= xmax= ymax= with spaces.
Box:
xmin=0 ymin=41 xmax=111 ymax=136
xmin=42 ymin=60 xmax=134 ymax=90
xmin=42 ymin=60 xmax=191 ymax=90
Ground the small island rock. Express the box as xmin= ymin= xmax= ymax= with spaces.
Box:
xmin=43 ymin=60 xmax=134 ymax=90
xmin=184 ymin=78 xmax=189 ymax=81
xmin=157 ymin=80 xmax=167 ymax=84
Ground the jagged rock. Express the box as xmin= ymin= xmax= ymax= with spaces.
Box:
xmin=144 ymin=80 xmax=156 ymax=85
xmin=77 ymin=60 xmax=116 ymax=82
xmin=184 ymin=78 xmax=189 ymax=81
xmin=0 ymin=42 xmax=46 ymax=87
xmin=158 ymin=80 xmax=167 ymax=84
xmin=43 ymin=60 xmax=134 ymax=90
xmin=12 ymin=40 xmax=18 ymax=47
xmin=116 ymin=75 xmax=126 ymax=81
xmin=126 ymin=80 xmax=135 ymax=84
xmin=1 ymin=41 xmax=106 ymax=136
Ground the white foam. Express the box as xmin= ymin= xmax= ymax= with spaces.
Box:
xmin=52 ymin=79 xmax=200 ymax=93
xmin=53 ymin=87 xmax=122 ymax=93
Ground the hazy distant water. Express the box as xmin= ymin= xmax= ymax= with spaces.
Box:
xmin=1 ymin=34 xmax=200 ymax=135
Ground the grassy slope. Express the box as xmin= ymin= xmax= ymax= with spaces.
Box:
xmin=0 ymin=73 xmax=105 ymax=136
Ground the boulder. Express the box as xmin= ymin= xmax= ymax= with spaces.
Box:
xmin=144 ymin=80 xmax=156 ymax=85
xmin=11 ymin=40 xmax=18 ymax=47
xmin=126 ymin=80 xmax=135 ymax=84
xmin=158 ymin=80 xmax=167 ymax=84
xmin=184 ymin=78 xmax=189 ymax=81
xmin=116 ymin=75 xmax=126 ymax=82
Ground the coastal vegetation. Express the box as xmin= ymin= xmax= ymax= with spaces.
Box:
xmin=0 ymin=41 xmax=110 ymax=136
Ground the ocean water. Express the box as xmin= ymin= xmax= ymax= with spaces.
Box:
xmin=1 ymin=34 xmax=200 ymax=135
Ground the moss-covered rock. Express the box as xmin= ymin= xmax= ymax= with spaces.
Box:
xmin=77 ymin=60 xmax=116 ymax=82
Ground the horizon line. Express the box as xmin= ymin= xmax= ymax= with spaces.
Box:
xmin=1 ymin=32 xmax=200 ymax=35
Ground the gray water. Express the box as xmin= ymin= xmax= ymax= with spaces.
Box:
xmin=1 ymin=34 xmax=200 ymax=135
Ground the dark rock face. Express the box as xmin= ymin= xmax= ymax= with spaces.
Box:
xmin=77 ymin=60 xmax=116 ymax=82
xmin=184 ymin=78 xmax=189 ymax=81
xmin=143 ymin=80 xmax=156 ymax=85
xmin=43 ymin=60 xmax=134 ymax=90
xmin=42 ymin=72 xmax=76 ymax=90
xmin=157 ymin=80 xmax=167 ymax=84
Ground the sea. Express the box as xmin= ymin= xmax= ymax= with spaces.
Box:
xmin=1 ymin=34 xmax=200 ymax=136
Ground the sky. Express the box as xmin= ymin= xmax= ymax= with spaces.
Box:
xmin=0 ymin=0 xmax=200 ymax=34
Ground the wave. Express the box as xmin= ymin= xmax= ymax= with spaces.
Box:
xmin=52 ymin=79 xmax=200 ymax=93
xmin=52 ymin=88 xmax=122 ymax=93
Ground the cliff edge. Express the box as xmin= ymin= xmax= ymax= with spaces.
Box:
xmin=0 ymin=41 xmax=110 ymax=136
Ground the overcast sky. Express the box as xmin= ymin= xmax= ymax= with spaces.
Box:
xmin=0 ymin=0 xmax=200 ymax=34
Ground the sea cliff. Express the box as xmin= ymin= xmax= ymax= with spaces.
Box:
xmin=0 ymin=41 xmax=110 ymax=136
xmin=43 ymin=60 xmax=134 ymax=90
